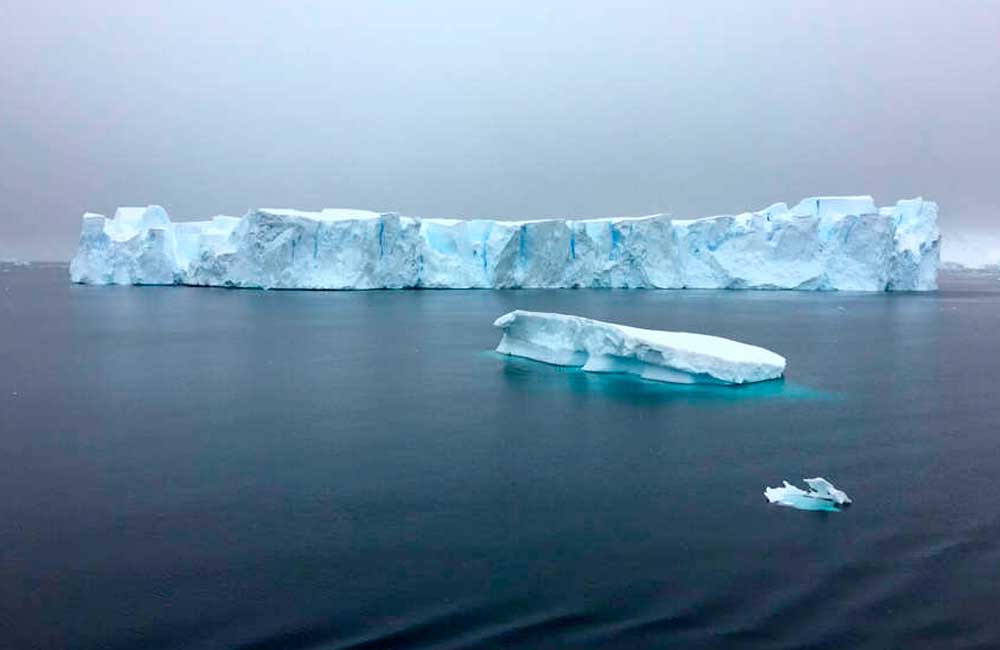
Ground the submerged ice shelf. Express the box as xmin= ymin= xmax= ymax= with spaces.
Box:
xmin=70 ymin=196 xmax=940 ymax=291
xmin=493 ymin=310 xmax=786 ymax=385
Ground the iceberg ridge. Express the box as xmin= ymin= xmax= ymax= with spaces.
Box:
xmin=70 ymin=196 xmax=940 ymax=291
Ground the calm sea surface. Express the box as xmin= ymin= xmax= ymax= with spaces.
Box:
xmin=2 ymin=265 xmax=999 ymax=650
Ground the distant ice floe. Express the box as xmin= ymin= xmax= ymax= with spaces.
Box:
xmin=940 ymin=232 xmax=1000 ymax=271
xmin=765 ymin=478 xmax=852 ymax=511
xmin=70 ymin=196 xmax=940 ymax=291
xmin=493 ymin=310 xmax=785 ymax=385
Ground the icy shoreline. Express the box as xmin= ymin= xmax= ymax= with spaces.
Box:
xmin=70 ymin=196 xmax=940 ymax=291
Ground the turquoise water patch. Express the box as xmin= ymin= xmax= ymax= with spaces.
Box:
xmin=481 ymin=351 xmax=836 ymax=403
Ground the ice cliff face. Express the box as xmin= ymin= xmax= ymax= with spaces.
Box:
xmin=70 ymin=196 xmax=940 ymax=291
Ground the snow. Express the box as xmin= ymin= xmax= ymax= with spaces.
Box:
xmin=493 ymin=310 xmax=786 ymax=385
xmin=765 ymin=478 xmax=851 ymax=511
xmin=70 ymin=196 xmax=940 ymax=291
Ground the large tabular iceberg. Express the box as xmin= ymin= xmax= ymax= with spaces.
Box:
xmin=494 ymin=310 xmax=786 ymax=385
xmin=70 ymin=196 xmax=940 ymax=291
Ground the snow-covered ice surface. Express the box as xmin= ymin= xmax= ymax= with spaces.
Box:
xmin=765 ymin=478 xmax=852 ymax=511
xmin=70 ymin=196 xmax=940 ymax=291
xmin=493 ymin=310 xmax=786 ymax=385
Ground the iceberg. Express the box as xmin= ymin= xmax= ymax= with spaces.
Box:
xmin=765 ymin=478 xmax=852 ymax=511
xmin=70 ymin=196 xmax=940 ymax=291
xmin=493 ymin=310 xmax=785 ymax=385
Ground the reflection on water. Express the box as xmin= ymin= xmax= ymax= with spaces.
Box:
xmin=484 ymin=351 xmax=836 ymax=403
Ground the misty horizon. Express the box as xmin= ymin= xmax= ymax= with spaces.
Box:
xmin=2 ymin=1 xmax=999 ymax=261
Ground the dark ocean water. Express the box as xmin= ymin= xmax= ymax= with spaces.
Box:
xmin=2 ymin=264 xmax=999 ymax=650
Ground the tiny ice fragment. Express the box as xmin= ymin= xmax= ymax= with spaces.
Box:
xmin=802 ymin=477 xmax=851 ymax=505
xmin=765 ymin=477 xmax=851 ymax=511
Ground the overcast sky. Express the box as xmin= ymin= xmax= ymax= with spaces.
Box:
xmin=1 ymin=1 xmax=998 ymax=260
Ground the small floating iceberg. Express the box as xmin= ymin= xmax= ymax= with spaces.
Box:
xmin=493 ymin=310 xmax=786 ymax=385
xmin=765 ymin=478 xmax=852 ymax=511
